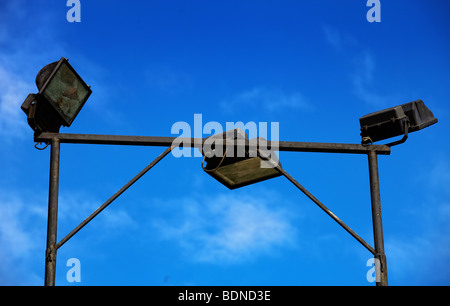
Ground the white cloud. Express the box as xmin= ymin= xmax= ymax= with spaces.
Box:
xmin=0 ymin=195 xmax=38 ymax=258
xmin=351 ymin=52 xmax=404 ymax=107
xmin=323 ymin=25 xmax=342 ymax=51
xmin=385 ymin=157 xmax=450 ymax=284
xmin=220 ymin=87 xmax=312 ymax=114
xmin=322 ymin=25 xmax=405 ymax=108
xmin=56 ymin=191 xmax=138 ymax=237
xmin=144 ymin=65 xmax=194 ymax=94
xmin=0 ymin=192 xmax=45 ymax=285
xmin=0 ymin=0 xmax=78 ymax=139
xmin=427 ymin=158 xmax=450 ymax=196
xmin=0 ymin=1 xmax=63 ymax=139
xmin=322 ymin=24 xmax=359 ymax=53
xmin=0 ymin=67 xmax=33 ymax=138
xmin=152 ymin=192 xmax=298 ymax=264
xmin=386 ymin=217 xmax=450 ymax=285
xmin=0 ymin=188 xmax=137 ymax=285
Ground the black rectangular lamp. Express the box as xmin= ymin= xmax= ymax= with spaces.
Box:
xmin=359 ymin=100 xmax=438 ymax=145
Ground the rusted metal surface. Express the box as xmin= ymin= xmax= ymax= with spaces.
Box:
xmin=203 ymin=156 xmax=282 ymax=190
xmin=35 ymin=132 xmax=391 ymax=155
xmin=44 ymin=137 xmax=60 ymax=286
xmin=368 ymin=150 xmax=388 ymax=286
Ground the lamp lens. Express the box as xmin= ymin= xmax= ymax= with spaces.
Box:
xmin=42 ymin=61 xmax=90 ymax=125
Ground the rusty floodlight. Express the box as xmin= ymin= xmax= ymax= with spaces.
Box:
xmin=359 ymin=99 xmax=437 ymax=146
xmin=21 ymin=57 xmax=92 ymax=134
xmin=201 ymin=129 xmax=282 ymax=189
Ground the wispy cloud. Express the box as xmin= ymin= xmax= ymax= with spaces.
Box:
xmin=0 ymin=189 xmax=136 ymax=285
xmin=57 ymin=191 xmax=138 ymax=231
xmin=351 ymin=52 xmax=405 ymax=108
xmin=0 ymin=1 xmax=64 ymax=139
xmin=152 ymin=192 xmax=298 ymax=264
xmin=322 ymin=25 xmax=358 ymax=52
xmin=386 ymin=157 xmax=450 ymax=284
xmin=322 ymin=25 xmax=405 ymax=108
xmin=220 ymin=87 xmax=312 ymax=114
xmin=144 ymin=64 xmax=194 ymax=94
xmin=427 ymin=158 xmax=450 ymax=196
xmin=0 ymin=192 xmax=45 ymax=285
xmin=0 ymin=67 xmax=32 ymax=138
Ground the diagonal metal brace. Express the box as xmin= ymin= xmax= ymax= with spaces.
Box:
xmin=56 ymin=146 xmax=173 ymax=250
xmin=257 ymin=149 xmax=376 ymax=255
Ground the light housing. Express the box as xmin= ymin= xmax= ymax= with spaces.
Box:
xmin=359 ymin=100 xmax=437 ymax=145
xmin=21 ymin=57 xmax=92 ymax=134
xmin=201 ymin=129 xmax=282 ymax=189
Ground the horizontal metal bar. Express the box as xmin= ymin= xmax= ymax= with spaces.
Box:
xmin=35 ymin=132 xmax=390 ymax=155
xmin=258 ymin=149 xmax=377 ymax=255
xmin=277 ymin=141 xmax=390 ymax=155
xmin=56 ymin=146 xmax=173 ymax=250
xmin=36 ymin=133 xmax=198 ymax=147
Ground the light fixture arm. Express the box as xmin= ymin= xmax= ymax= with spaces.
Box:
xmin=386 ymin=118 xmax=409 ymax=147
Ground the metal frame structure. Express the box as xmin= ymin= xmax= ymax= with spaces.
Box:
xmin=35 ymin=132 xmax=390 ymax=286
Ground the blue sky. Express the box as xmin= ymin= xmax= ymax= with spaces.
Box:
xmin=1 ymin=0 xmax=449 ymax=286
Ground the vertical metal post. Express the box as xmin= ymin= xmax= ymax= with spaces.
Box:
xmin=368 ymin=150 xmax=388 ymax=286
xmin=44 ymin=137 xmax=60 ymax=286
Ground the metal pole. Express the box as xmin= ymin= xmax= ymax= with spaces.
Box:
xmin=44 ymin=137 xmax=60 ymax=286
xmin=367 ymin=150 xmax=388 ymax=286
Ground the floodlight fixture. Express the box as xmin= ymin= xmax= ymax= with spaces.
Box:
xmin=359 ymin=99 xmax=437 ymax=146
xmin=21 ymin=57 xmax=92 ymax=134
xmin=201 ymin=128 xmax=282 ymax=189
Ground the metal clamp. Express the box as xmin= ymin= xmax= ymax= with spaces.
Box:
xmin=35 ymin=141 xmax=51 ymax=150
xmin=386 ymin=118 xmax=409 ymax=147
